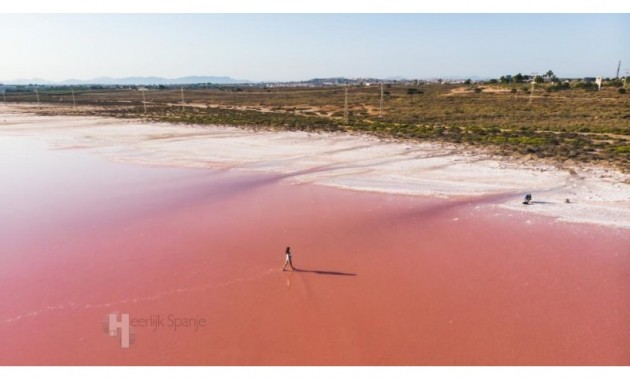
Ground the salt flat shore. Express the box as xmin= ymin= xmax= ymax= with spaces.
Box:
xmin=1 ymin=107 xmax=628 ymax=228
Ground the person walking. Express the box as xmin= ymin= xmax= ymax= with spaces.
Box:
xmin=282 ymin=246 xmax=295 ymax=271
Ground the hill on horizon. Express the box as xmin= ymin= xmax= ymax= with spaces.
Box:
xmin=2 ymin=76 xmax=252 ymax=86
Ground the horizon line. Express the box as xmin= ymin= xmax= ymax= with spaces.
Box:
xmin=1 ymin=72 xmax=624 ymax=86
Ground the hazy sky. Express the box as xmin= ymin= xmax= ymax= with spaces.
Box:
xmin=1 ymin=14 xmax=629 ymax=81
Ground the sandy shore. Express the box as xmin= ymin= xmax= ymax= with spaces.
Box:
xmin=1 ymin=106 xmax=629 ymax=228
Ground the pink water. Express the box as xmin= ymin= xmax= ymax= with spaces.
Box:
xmin=0 ymin=135 xmax=628 ymax=365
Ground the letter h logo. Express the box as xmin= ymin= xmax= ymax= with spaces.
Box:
xmin=108 ymin=313 xmax=130 ymax=348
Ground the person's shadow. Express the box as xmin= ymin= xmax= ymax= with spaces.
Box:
xmin=291 ymin=268 xmax=356 ymax=276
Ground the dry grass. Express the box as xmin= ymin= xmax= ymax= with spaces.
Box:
xmin=5 ymin=82 xmax=629 ymax=171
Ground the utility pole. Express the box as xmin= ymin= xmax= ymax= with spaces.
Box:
xmin=528 ymin=73 xmax=537 ymax=105
xmin=141 ymin=88 xmax=147 ymax=114
xmin=71 ymin=89 xmax=77 ymax=110
xmin=616 ymin=60 xmax=621 ymax=79
xmin=180 ymin=87 xmax=185 ymax=112
xmin=379 ymin=82 xmax=384 ymax=118
xmin=2 ymin=91 xmax=6 ymax=106
xmin=35 ymin=89 xmax=40 ymax=108
xmin=343 ymin=84 xmax=349 ymax=124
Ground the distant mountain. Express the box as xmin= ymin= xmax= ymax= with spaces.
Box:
xmin=4 ymin=78 xmax=55 ymax=85
xmin=2 ymin=75 xmax=497 ymax=86
xmin=3 ymin=76 xmax=251 ymax=85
